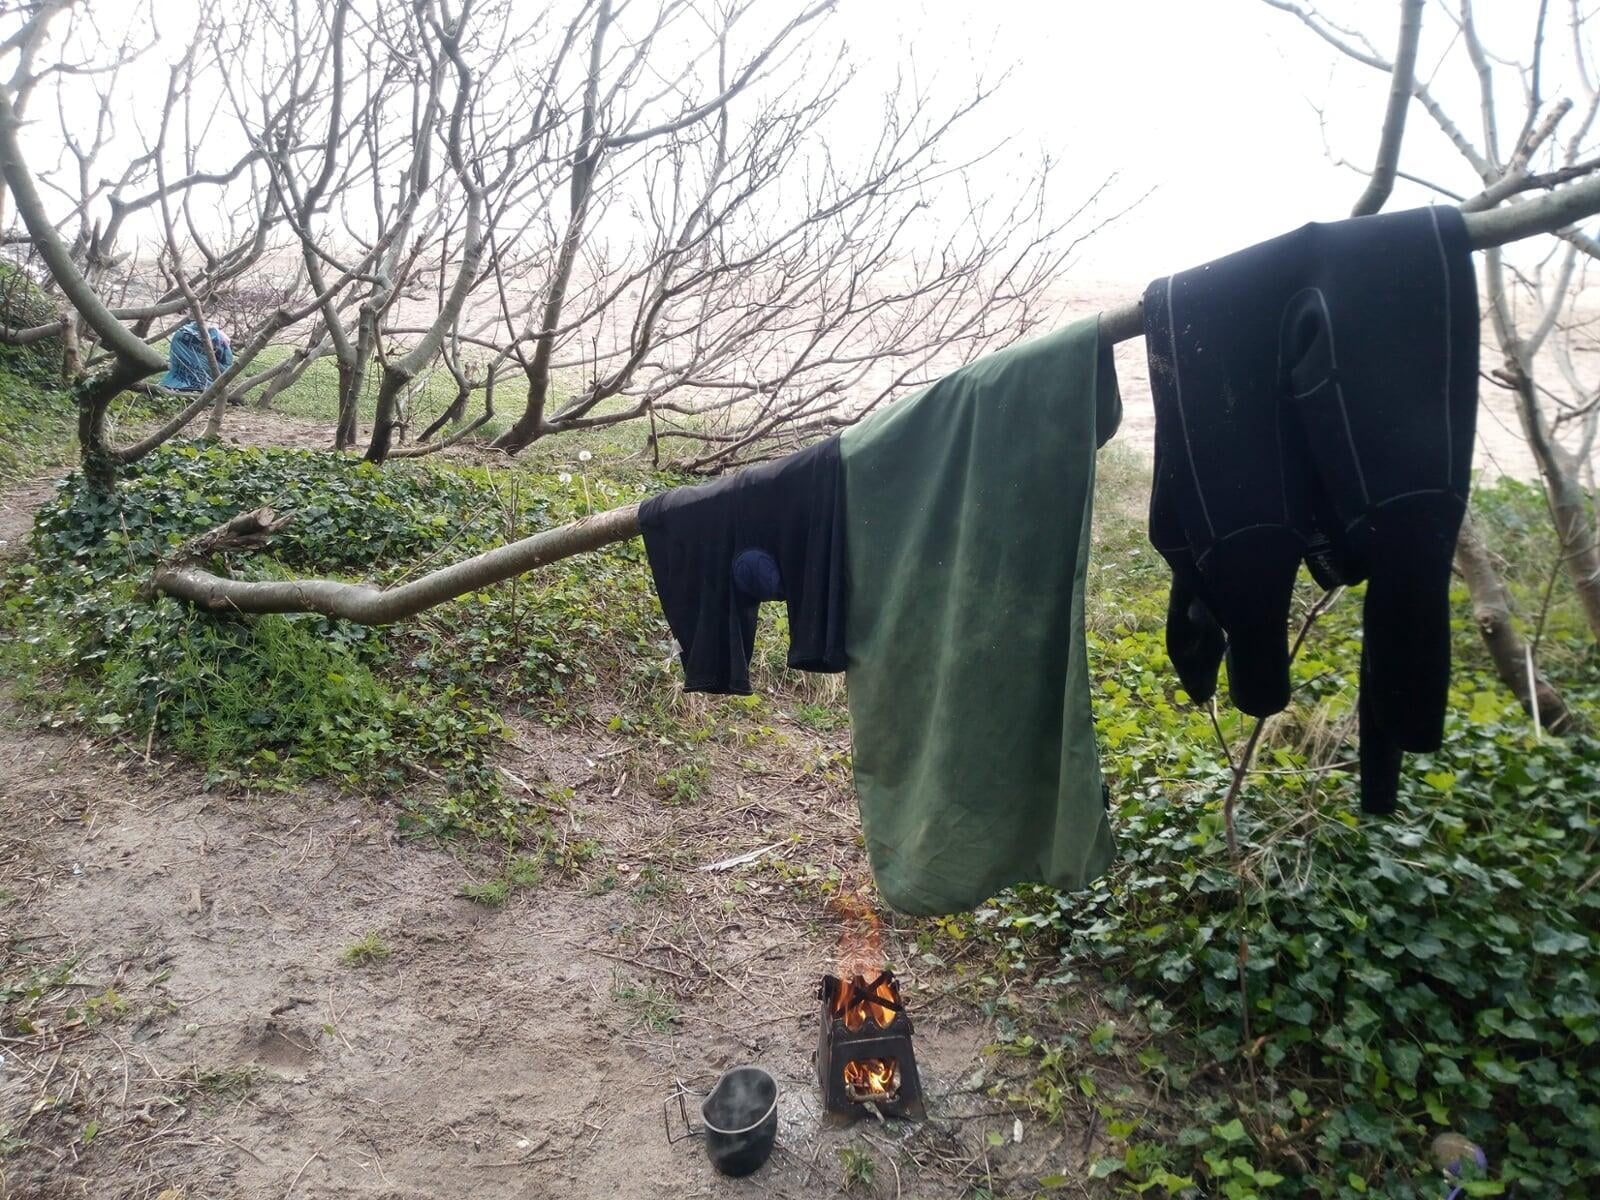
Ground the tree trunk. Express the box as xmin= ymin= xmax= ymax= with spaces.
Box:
xmin=335 ymin=351 xmax=367 ymax=451
xmin=1502 ymin=359 xmax=1600 ymax=642
xmin=363 ymin=368 xmax=409 ymax=463
xmin=202 ymin=360 xmax=230 ymax=441
xmin=1455 ymin=512 xmax=1579 ymax=733
xmin=76 ymin=379 xmax=116 ymax=490
xmin=494 ymin=402 xmax=544 ymax=454
xmin=251 ymin=342 xmax=322 ymax=410
xmin=1540 ymin=462 xmax=1600 ymax=641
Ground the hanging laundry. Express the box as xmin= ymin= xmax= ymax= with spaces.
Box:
xmin=1142 ymin=205 xmax=1479 ymax=813
xmin=161 ymin=321 xmax=234 ymax=391
xmin=839 ymin=315 xmax=1121 ymax=915
xmin=638 ymin=436 xmax=847 ymax=694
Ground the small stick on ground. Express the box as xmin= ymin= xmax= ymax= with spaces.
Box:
xmin=284 ymin=1149 xmax=321 ymax=1198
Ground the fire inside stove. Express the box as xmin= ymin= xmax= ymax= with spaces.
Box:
xmin=816 ymin=971 xmax=925 ymax=1121
xmin=835 ymin=972 xmax=897 ymax=1032
xmin=843 ymin=1057 xmax=899 ymax=1101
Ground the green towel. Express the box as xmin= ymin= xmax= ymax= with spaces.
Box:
xmin=839 ymin=315 xmax=1121 ymax=916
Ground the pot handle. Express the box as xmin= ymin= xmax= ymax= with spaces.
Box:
xmin=662 ymin=1082 xmax=703 ymax=1144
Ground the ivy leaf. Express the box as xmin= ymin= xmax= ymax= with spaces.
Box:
xmin=1388 ymin=1044 xmax=1421 ymax=1085
xmin=1531 ymin=928 xmax=1587 ymax=955
xmin=1467 ymin=691 xmax=1505 ymax=724
xmin=1405 ymin=932 xmax=1446 ymax=959
xmin=1087 ymin=1157 xmax=1125 ymax=1179
xmin=1477 ymin=1058 xmax=1522 ymax=1084
xmin=1210 ymin=1118 xmax=1247 ymax=1144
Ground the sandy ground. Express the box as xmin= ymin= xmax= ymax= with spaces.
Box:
xmin=0 ymin=408 xmax=1121 ymax=1198
xmin=1 ymin=684 xmax=1115 ymax=1200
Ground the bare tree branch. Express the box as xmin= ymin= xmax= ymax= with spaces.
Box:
xmin=1351 ymin=0 xmax=1425 ymax=217
xmin=152 ymin=185 xmax=1600 ymax=619
xmin=155 ymin=501 xmax=643 ymax=623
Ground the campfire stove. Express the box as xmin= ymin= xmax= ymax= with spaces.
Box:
xmin=815 ymin=971 xmax=925 ymax=1123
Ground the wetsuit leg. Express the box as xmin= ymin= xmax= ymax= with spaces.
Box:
xmin=1149 ymin=432 xmax=1228 ymax=703
xmin=1280 ymin=207 xmax=1478 ymax=810
xmin=1358 ymin=645 xmax=1403 ymax=815
xmin=1144 ymin=237 xmax=1315 ymax=719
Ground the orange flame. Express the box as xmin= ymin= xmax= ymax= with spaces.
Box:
xmin=843 ymin=1057 xmax=900 ymax=1100
xmin=832 ymin=973 xmax=898 ymax=1031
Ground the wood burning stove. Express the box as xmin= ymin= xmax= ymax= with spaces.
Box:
xmin=815 ymin=971 xmax=925 ymax=1122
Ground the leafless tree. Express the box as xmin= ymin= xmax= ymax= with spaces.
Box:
xmin=1265 ymin=0 xmax=1600 ymax=728
xmin=13 ymin=0 xmax=1600 ymax=669
xmin=152 ymin=187 xmax=1600 ymax=618
xmin=2 ymin=0 xmax=1126 ymax=475
xmin=0 ymin=0 xmax=364 ymax=482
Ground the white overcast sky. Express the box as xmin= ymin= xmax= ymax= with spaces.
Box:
xmin=838 ymin=0 xmax=1553 ymax=281
xmin=20 ymin=1 xmax=1563 ymax=286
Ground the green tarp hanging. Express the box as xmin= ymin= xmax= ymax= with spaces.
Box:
xmin=839 ymin=314 xmax=1122 ymax=916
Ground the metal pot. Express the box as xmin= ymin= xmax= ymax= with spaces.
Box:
xmin=664 ymin=1066 xmax=778 ymax=1177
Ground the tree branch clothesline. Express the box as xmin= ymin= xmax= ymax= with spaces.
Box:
xmin=153 ymin=175 xmax=1600 ymax=622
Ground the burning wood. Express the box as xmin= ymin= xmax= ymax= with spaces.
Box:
xmin=831 ymin=971 xmax=900 ymax=1033
xmin=843 ymin=1057 xmax=900 ymax=1102
xmin=815 ymin=896 xmax=924 ymax=1121
xmin=816 ymin=970 xmax=924 ymax=1122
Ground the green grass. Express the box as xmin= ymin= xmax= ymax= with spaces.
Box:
xmin=248 ymin=340 xmax=662 ymax=471
xmin=339 ymin=932 xmax=393 ymax=967
xmin=506 ymin=854 xmax=544 ymax=887
xmin=462 ymin=879 xmax=511 ymax=907
xmin=611 ymin=980 xmax=680 ymax=1032
xmin=838 ymin=1145 xmax=877 ymax=1191
xmin=0 ymin=368 xmax=73 ymax=487
xmin=459 ymin=854 xmax=545 ymax=907
xmin=250 ymin=342 xmax=479 ymax=433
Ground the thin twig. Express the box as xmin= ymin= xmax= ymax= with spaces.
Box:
xmin=284 ymin=1150 xmax=321 ymax=1198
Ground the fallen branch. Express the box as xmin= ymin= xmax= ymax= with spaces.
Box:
xmin=152 ymin=184 xmax=1600 ymax=621
xmin=173 ymin=507 xmax=296 ymax=557
xmin=154 ymin=503 xmax=641 ymax=623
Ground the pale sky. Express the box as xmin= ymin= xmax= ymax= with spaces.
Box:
xmin=20 ymin=0 xmax=1563 ymax=287
xmin=8 ymin=0 xmax=1575 ymax=481
xmin=839 ymin=0 xmax=1558 ymax=281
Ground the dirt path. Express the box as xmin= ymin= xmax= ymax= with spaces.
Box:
xmin=0 ymin=408 xmax=1118 ymax=1200
xmin=0 ymin=475 xmax=56 ymax=558
xmin=1 ymin=696 xmax=1100 ymax=1200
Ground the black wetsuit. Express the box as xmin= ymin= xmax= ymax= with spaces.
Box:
xmin=1142 ymin=205 xmax=1479 ymax=813
xmin=638 ymin=436 xmax=847 ymax=694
